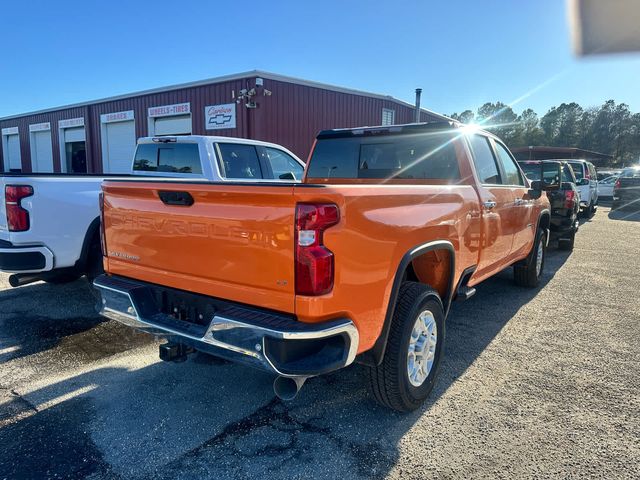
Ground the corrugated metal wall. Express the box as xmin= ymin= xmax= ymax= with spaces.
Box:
xmin=0 ymin=74 xmax=444 ymax=172
xmin=251 ymin=77 xmax=441 ymax=160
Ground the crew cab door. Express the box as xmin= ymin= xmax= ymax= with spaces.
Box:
xmin=491 ymin=140 xmax=535 ymax=259
xmin=467 ymin=134 xmax=515 ymax=280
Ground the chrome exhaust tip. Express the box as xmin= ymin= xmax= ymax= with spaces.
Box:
xmin=273 ymin=376 xmax=307 ymax=401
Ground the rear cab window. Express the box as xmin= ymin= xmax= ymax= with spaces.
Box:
xmin=307 ymin=131 xmax=461 ymax=181
xmin=519 ymin=162 xmax=562 ymax=186
xmin=133 ymin=143 xmax=202 ymax=175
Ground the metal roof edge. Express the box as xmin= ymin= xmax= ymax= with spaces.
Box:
xmin=0 ymin=69 xmax=449 ymax=122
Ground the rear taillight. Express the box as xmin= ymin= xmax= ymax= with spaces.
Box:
xmin=614 ymin=178 xmax=621 ymax=190
xmin=99 ymin=192 xmax=107 ymax=256
xmin=5 ymin=185 xmax=33 ymax=232
xmin=295 ymin=203 xmax=339 ymax=296
xmin=564 ymin=189 xmax=576 ymax=209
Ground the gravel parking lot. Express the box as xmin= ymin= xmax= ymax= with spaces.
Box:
xmin=1 ymin=205 xmax=638 ymax=479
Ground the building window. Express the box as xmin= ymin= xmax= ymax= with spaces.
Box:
xmin=381 ymin=108 xmax=395 ymax=126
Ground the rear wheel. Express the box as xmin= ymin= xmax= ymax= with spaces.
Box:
xmin=369 ymin=282 xmax=445 ymax=412
xmin=514 ymin=228 xmax=546 ymax=287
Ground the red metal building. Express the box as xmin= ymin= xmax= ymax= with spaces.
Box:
xmin=0 ymin=71 xmax=447 ymax=174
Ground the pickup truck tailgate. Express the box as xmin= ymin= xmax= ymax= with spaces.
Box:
xmin=102 ymin=181 xmax=297 ymax=313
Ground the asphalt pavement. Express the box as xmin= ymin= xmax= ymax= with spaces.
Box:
xmin=1 ymin=205 xmax=638 ymax=479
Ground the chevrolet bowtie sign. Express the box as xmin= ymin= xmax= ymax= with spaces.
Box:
xmin=205 ymin=103 xmax=236 ymax=130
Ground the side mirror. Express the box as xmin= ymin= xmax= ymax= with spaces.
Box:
xmin=279 ymin=172 xmax=297 ymax=181
xmin=579 ymin=178 xmax=590 ymax=186
xmin=528 ymin=180 xmax=542 ymax=199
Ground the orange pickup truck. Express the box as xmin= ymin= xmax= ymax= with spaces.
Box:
xmin=94 ymin=123 xmax=552 ymax=411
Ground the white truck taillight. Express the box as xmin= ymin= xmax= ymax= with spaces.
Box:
xmin=5 ymin=185 xmax=33 ymax=232
xmin=295 ymin=203 xmax=339 ymax=296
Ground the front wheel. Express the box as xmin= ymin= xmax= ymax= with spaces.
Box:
xmin=514 ymin=228 xmax=546 ymax=287
xmin=369 ymin=282 xmax=445 ymax=412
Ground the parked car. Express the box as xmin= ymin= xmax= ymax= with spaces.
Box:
xmin=0 ymin=136 xmax=305 ymax=287
xmin=598 ymin=175 xmax=618 ymax=198
xmin=567 ymin=159 xmax=599 ymax=216
xmin=518 ymin=160 xmax=580 ymax=250
xmin=94 ymin=122 xmax=554 ymax=412
xmin=612 ymin=165 xmax=640 ymax=210
xmin=597 ymin=169 xmax=621 ymax=181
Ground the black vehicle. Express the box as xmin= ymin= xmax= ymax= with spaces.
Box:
xmin=519 ymin=160 xmax=580 ymax=250
xmin=612 ymin=166 xmax=640 ymax=211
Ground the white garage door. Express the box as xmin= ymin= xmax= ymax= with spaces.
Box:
xmin=6 ymin=134 xmax=22 ymax=171
xmin=103 ymin=120 xmax=136 ymax=173
xmin=153 ymin=115 xmax=192 ymax=136
xmin=64 ymin=127 xmax=86 ymax=143
xmin=32 ymin=130 xmax=54 ymax=172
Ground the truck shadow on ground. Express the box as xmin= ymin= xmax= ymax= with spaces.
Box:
xmin=0 ymin=279 xmax=152 ymax=365
xmin=0 ymin=249 xmax=573 ymax=479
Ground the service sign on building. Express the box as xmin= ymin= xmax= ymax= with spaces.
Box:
xmin=29 ymin=122 xmax=50 ymax=132
xmin=205 ymin=103 xmax=236 ymax=130
xmin=2 ymin=126 xmax=19 ymax=135
xmin=148 ymin=103 xmax=191 ymax=118
xmin=101 ymin=110 xmax=134 ymax=123
xmin=59 ymin=117 xmax=84 ymax=128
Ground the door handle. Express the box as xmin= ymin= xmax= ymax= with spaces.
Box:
xmin=158 ymin=191 xmax=194 ymax=206
xmin=514 ymin=198 xmax=524 ymax=205
xmin=483 ymin=200 xmax=497 ymax=210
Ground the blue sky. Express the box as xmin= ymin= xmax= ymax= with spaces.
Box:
xmin=1 ymin=0 xmax=639 ymax=118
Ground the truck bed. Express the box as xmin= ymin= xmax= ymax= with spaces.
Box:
xmin=101 ymin=178 xmax=480 ymax=351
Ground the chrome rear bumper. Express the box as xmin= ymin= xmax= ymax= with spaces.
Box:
xmin=93 ymin=275 xmax=359 ymax=377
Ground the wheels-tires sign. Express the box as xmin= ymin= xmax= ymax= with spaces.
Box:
xmin=205 ymin=103 xmax=236 ymax=130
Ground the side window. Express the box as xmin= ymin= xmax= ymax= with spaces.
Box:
xmin=494 ymin=142 xmax=524 ymax=186
xmin=217 ymin=143 xmax=262 ymax=179
xmin=468 ymin=135 xmax=501 ymax=184
xmin=264 ymin=148 xmax=304 ymax=180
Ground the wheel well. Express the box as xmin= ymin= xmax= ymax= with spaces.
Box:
xmin=358 ymin=241 xmax=455 ymax=367
xmin=408 ymin=249 xmax=452 ymax=301
xmin=75 ymin=217 xmax=101 ymax=272
xmin=538 ymin=212 xmax=551 ymax=231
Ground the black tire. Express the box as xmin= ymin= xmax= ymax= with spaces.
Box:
xmin=557 ymin=230 xmax=575 ymax=251
xmin=514 ymin=228 xmax=546 ymax=287
xmin=369 ymin=282 xmax=445 ymax=412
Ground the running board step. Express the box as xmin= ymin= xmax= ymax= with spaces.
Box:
xmin=456 ymin=286 xmax=476 ymax=301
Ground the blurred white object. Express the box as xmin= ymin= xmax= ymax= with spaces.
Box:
xmin=569 ymin=0 xmax=640 ymax=56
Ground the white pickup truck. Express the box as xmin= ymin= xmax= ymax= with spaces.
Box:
xmin=0 ymin=135 xmax=305 ymax=287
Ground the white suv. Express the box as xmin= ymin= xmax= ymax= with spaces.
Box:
xmin=568 ymin=160 xmax=599 ymax=216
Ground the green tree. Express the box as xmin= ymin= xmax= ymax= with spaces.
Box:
xmin=515 ymin=108 xmax=544 ymax=147
xmin=475 ymin=102 xmax=519 ymax=145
